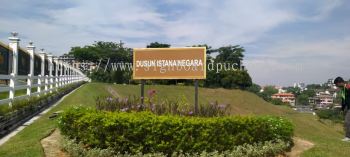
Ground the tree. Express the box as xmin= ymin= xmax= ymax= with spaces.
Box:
xmin=259 ymin=86 xmax=278 ymax=101
xmin=147 ymin=42 xmax=170 ymax=48
xmin=270 ymin=98 xmax=289 ymax=105
xmin=202 ymin=45 xmax=252 ymax=89
xmin=303 ymin=89 xmax=316 ymax=97
xmin=285 ymin=87 xmax=301 ymax=96
xmin=297 ymin=94 xmax=309 ymax=106
xmin=216 ymin=45 xmax=244 ymax=68
xmin=69 ymin=41 xmax=131 ymax=63
xmin=70 ymin=41 xmax=132 ymax=83
xmin=306 ymin=84 xmax=322 ymax=90
xmin=191 ymin=44 xmax=217 ymax=54
xmin=246 ymin=83 xmax=261 ymax=94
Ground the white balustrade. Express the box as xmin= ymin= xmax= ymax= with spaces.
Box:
xmin=0 ymin=32 xmax=88 ymax=106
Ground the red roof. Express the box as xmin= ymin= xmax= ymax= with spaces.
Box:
xmin=272 ymin=93 xmax=294 ymax=96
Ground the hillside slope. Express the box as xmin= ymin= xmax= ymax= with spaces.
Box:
xmin=0 ymin=83 xmax=349 ymax=157
xmin=110 ymin=84 xmax=293 ymax=115
xmin=110 ymin=84 xmax=350 ymax=157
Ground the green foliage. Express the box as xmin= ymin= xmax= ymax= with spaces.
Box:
xmin=258 ymin=86 xmax=278 ymax=101
xmin=306 ymin=84 xmax=323 ymax=90
xmin=302 ymin=89 xmax=316 ymax=97
xmin=146 ymin=42 xmax=170 ymax=48
xmin=0 ymin=82 xmax=84 ymax=116
xmin=285 ymin=87 xmax=300 ymax=95
xmin=58 ymin=107 xmax=293 ymax=155
xmin=246 ymin=83 xmax=261 ymax=94
xmin=70 ymin=41 xmax=132 ymax=83
xmin=95 ymin=93 xmax=228 ymax=117
xmin=62 ymin=137 xmax=291 ymax=157
xmin=316 ymin=109 xmax=343 ymax=123
xmin=270 ymin=99 xmax=289 ymax=106
xmin=69 ymin=41 xmax=131 ymax=62
xmin=89 ymin=70 xmax=131 ymax=84
xmin=296 ymin=94 xmax=309 ymax=106
xmin=191 ymin=44 xmax=217 ymax=54
xmin=204 ymin=67 xmax=252 ymax=89
xmin=215 ymin=45 xmax=244 ymax=68
xmin=203 ymin=45 xmax=252 ymax=89
xmin=70 ymin=41 xmax=253 ymax=89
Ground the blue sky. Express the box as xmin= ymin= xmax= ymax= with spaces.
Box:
xmin=0 ymin=0 xmax=349 ymax=86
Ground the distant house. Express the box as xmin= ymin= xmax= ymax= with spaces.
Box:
xmin=271 ymin=93 xmax=295 ymax=106
xmin=294 ymin=82 xmax=306 ymax=91
xmin=58 ymin=55 xmax=96 ymax=72
xmin=309 ymin=93 xmax=334 ymax=109
xmin=325 ymin=78 xmax=336 ymax=89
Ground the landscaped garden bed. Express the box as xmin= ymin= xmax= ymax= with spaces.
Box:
xmin=58 ymin=92 xmax=294 ymax=157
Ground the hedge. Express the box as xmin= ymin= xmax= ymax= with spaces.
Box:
xmin=316 ymin=108 xmax=343 ymax=123
xmin=58 ymin=107 xmax=293 ymax=155
xmin=62 ymin=137 xmax=291 ymax=157
xmin=0 ymin=82 xmax=85 ymax=116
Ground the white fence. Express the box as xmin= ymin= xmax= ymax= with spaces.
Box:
xmin=0 ymin=33 xmax=88 ymax=105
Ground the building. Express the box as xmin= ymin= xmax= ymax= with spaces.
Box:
xmin=293 ymin=82 xmax=306 ymax=91
xmin=309 ymin=93 xmax=334 ymax=109
xmin=58 ymin=54 xmax=96 ymax=72
xmin=271 ymin=93 xmax=296 ymax=106
xmin=324 ymin=78 xmax=337 ymax=89
xmin=315 ymin=89 xmax=337 ymax=98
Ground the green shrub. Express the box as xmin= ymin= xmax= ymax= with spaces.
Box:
xmin=95 ymin=93 xmax=229 ymax=117
xmin=58 ymin=107 xmax=293 ymax=155
xmin=62 ymin=137 xmax=291 ymax=157
xmin=270 ymin=99 xmax=289 ymax=106
xmin=316 ymin=108 xmax=343 ymax=123
xmin=0 ymin=82 xmax=85 ymax=116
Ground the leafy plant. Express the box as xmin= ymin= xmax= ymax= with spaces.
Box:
xmin=316 ymin=108 xmax=343 ymax=123
xmin=95 ymin=89 xmax=228 ymax=117
xmin=58 ymin=107 xmax=294 ymax=155
xmin=62 ymin=137 xmax=291 ymax=157
xmin=0 ymin=82 xmax=85 ymax=116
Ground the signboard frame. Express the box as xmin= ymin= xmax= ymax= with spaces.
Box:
xmin=132 ymin=47 xmax=206 ymax=80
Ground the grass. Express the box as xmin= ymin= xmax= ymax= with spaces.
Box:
xmin=0 ymin=88 xmax=41 ymax=99
xmin=109 ymin=84 xmax=350 ymax=157
xmin=0 ymin=83 xmax=350 ymax=156
xmin=110 ymin=84 xmax=293 ymax=115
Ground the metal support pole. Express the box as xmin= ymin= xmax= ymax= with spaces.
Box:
xmin=194 ymin=79 xmax=199 ymax=114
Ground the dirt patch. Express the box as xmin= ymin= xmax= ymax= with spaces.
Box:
xmin=106 ymin=86 xmax=120 ymax=98
xmin=278 ymin=137 xmax=314 ymax=157
xmin=41 ymin=129 xmax=68 ymax=157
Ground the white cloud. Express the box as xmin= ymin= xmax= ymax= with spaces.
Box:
xmin=245 ymin=37 xmax=350 ymax=86
xmin=0 ymin=0 xmax=346 ymax=85
xmin=0 ymin=0 xmax=300 ymax=52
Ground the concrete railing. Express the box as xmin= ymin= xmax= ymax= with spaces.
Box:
xmin=0 ymin=32 xmax=88 ymax=105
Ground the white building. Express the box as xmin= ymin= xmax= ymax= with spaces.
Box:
xmin=271 ymin=93 xmax=296 ymax=106
xmin=309 ymin=93 xmax=334 ymax=109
